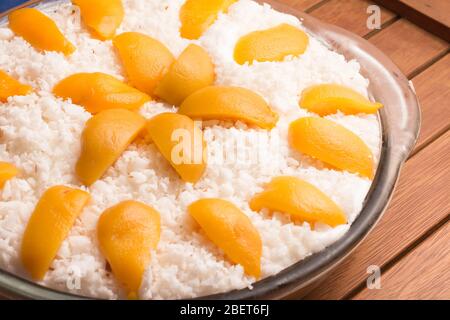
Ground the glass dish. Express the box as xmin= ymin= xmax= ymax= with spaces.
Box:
xmin=0 ymin=0 xmax=421 ymax=299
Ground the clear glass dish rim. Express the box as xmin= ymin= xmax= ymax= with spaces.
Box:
xmin=0 ymin=0 xmax=421 ymax=300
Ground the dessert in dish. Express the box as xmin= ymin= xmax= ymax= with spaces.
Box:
xmin=0 ymin=0 xmax=382 ymax=299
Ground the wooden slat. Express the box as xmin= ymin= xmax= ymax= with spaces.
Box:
xmin=402 ymin=0 xmax=450 ymax=27
xmin=354 ymin=221 xmax=450 ymax=300
xmin=310 ymin=0 xmax=397 ymax=37
xmin=412 ymin=54 xmax=450 ymax=152
xmin=373 ymin=0 xmax=450 ymax=42
xmin=276 ymin=0 xmax=449 ymax=301
xmin=292 ymin=0 xmax=326 ymax=11
xmin=305 ymin=130 xmax=450 ymax=299
xmin=403 ymin=0 xmax=450 ymax=26
xmin=273 ymin=0 xmax=303 ymax=7
xmin=369 ymin=19 xmax=449 ymax=77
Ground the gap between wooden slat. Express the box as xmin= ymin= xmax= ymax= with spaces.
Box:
xmin=297 ymin=0 xmax=449 ymax=228
xmin=310 ymin=0 xmax=397 ymax=37
xmin=275 ymin=0 xmax=449 ymax=299
xmin=368 ymin=19 xmax=449 ymax=78
xmin=410 ymin=124 xmax=450 ymax=158
xmin=340 ymin=130 xmax=450 ymax=299
xmin=300 ymin=2 xmax=449 ymax=157
xmin=363 ymin=16 xmax=400 ymax=39
xmin=406 ymin=52 xmax=450 ymax=156
xmin=342 ymin=54 xmax=450 ymax=298
xmin=353 ymin=218 xmax=450 ymax=299
xmin=304 ymin=0 xmax=331 ymax=13
xmin=372 ymin=0 xmax=450 ymax=42
xmin=344 ymin=211 xmax=450 ymax=300
xmin=407 ymin=48 xmax=450 ymax=79
xmin=363 ymin=20 xmax=449 ymax=154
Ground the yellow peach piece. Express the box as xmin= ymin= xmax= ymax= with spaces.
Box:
xmin=250 ymin=176 xmax=347 ymax=227
xmin=0 ymin=162 xmax=19 ymax=188
xmin=72 ymin=0 xmax=124 ymax=40
xmin=53 ymin=72 xmax=151 ymax=114
xmin=98 ymin=200 xmax=161 ymax=299
xmin=300 ymin=84 xmax=383 ymax=116
xmin=180 ymin=0 xmax=237 ymax=40
xmin=179 ymin=86 xmax=279 ymax=129
xmin=289 ymin=117 xmax=374 ymax=178
xmin=188 ymin=198 xmax=262 ymax=278
xmin=9 ymin=8 xmax=75 ymax=55
xmin=76 ymin=109 xmax=146 ymax=186
xmin=0 ymin=70 xmax=32 ymax=103
xmin=21 ymin=186 xmax=91 ymax=280
xmin=234 ymin=24 xmax=309 ymax=65
xmin=146 ymin=113 xmax=207 ymax=183
xmin=113 ymin=32 xmax=175 ymax=96
xmin=154 ymin=44 xmax=215 ymax=106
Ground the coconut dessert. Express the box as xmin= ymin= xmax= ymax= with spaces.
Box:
xmin=0 ymin=0 xmax=382 ymax=299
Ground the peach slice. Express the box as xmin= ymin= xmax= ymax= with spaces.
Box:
xmin=178 ymin=86 xmax=279 ymax=129
xmin=234 ymin=23 xmax=309 ymax=65
xmin=300 ymin=84 xmax=383 ymax=115
xmin=180 ymin=0 xmax=238 ymax=40
xmin=21 ymin=186 xmax=91 ymax=280
xmin=146 ymin=113 xmax=207 ymax=183
xmin=9 ymin=8 xmax=75 ymax=55
xmin=72 ymin=0 xmax=124 ymax=40
xmin=250 ymin=176 xmax=347 ymax=227
xmin=154 ymin=44 xmax=215 ymax=106
xmin=76 ymin=109 xmax=146 ymax=186
xmin=0 ymin=70 xmax=32 ymax=103
xmin=53 ymin=72 xmax=151 ymax=114
xmin=0 ymin=162 xmax=19 ymax=188
xmin=113 ymin=32 xmax=175 ymax=96
xmin=188 ymin=198 xmax=262 ymax=278
xmin=289 ymin=117 xmax=374 ymax=178
xmin=98 ymin=200 xmax=161 ymax=299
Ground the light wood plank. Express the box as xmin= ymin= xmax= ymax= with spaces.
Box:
xmin=412 ymin=54 xmax=450 ymax=151
xmin=273 ymin=0 xmax=303 ymax=7
xmin=293 ymin=0 xmax=326 ymax=11
xmin=354 ymin=221 xmax=450 ymax=300
xmin=369 ymin=19 xmax=449 ymax=77
xmin=305 ymin=130 xmax=450 ymax=299
xmin=310 ymin=0 xmax=397 ymax=37
xmin=266 ymin=0 xmax=449 ymax=301
xmin=373 ymin=0 xmax=450 ymax=42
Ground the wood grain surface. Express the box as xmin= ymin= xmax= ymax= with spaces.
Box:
xmin=373 ymin=0 xmax=450 ymax=42
xmin=273 ymin=0 xmax=450 ymax=300
xmin=354 ymin=221 xmax=450 ymax=300
xmin=0 ymin=0 xmax=447 ymax=301
xmin=292 ymin=0 xmax=327 ymax=11
xmin=309 ymin=0 xmax=397 ymax=37
xmin=401 ymin=0 xmax=450 ymax=27
xmin=411 ymin=54 xmax=450 ymax=152
xmin=305 ymin=131 xmax=450 ymax=299
xmin=369 ymin=19 xmax=449 ymax=78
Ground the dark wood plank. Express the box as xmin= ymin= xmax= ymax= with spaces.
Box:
xmin=310 ymin=0 xmax=397 ymax=37
xmin=412 ymin=54 xmax=450 ymax=152
xmin=403 ymin=0 xmax=450 ymax=27
xmin=354 ymin=221 xmax=450 ymax=300
xmin=306 ymin=130 xmax=450 ymax=299
xmin=369 ymin=19 xmax=449 ymax=77
xmin=373 ymin=0 xmax=450 ymax=42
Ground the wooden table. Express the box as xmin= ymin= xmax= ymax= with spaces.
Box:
xmin=1 ymin=0 xmax=448 ymax=301
xmin=274 ymin=0 xmax=449 ymax=300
